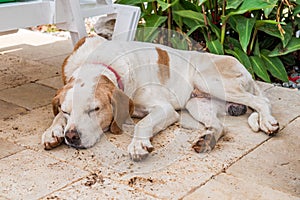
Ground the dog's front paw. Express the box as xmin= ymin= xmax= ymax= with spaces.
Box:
xmin=192 ymin=133 xmax=216 ymax=153
xmin=260 ymin=115 xmax=279 ymax=135
xmin=127 ymin=138 xmax=154 ymax=162
xmin=42 ymin=126 xmax=64 ymax=150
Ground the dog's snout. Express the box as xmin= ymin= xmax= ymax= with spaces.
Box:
xmin=65 ymin=128 xmax=81 ymax=146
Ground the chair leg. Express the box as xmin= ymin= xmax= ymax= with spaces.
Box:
xmin=55 ymin=0 xmax=87 ymax=45
xmin=112 ymin=5 xmax=141 ymax=41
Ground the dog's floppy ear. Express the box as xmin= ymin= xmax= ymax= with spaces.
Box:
xmin=110 ymin=89 xmax=134 ymax=134
xmin=52 ymin=79 xmax=74 ymax=116
xmin=52 ymin=88 xmax=63 ymax=116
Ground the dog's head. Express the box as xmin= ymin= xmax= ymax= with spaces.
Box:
xmin=52 ymin=74 xmax=133 ymax=149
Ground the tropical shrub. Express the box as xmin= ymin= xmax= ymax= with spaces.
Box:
xmin=116 ymin=0 xmax=300 ymax=83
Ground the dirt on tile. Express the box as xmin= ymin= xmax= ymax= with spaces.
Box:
xmin=0 ymin=54 xmax=61 ymax=91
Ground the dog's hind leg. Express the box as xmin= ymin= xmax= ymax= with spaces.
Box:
xmin=224 ymin=85 xmax=279 ymax=135
xmin=42 ymin=112 xmax=66 ymax=150
xmin=185 ymin=97 xmax=225 ymax=153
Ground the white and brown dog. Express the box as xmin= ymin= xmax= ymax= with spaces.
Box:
xmin=42 ymin=36 xmax=279 ymax=161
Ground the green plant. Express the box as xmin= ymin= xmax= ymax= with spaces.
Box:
xmin=116 ymin=0 xmax=300 ymax=83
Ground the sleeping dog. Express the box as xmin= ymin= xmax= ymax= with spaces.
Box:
xmin=42 ymin=36 xmax=279 ymax=161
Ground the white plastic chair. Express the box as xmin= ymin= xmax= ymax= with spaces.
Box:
xmin=0 ymin=0 xmax=141 ymax=45
xmin=55 ymin=0 xmax=141 ymax=44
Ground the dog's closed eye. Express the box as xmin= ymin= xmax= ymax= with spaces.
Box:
xmin=62 ymin=110 xmax=70 ymax=115
xmin=88 ymin=107 xmax=100 ymax=115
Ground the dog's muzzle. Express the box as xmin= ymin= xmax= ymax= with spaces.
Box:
xmin=65 ymin=128 xmax=84 ymax=148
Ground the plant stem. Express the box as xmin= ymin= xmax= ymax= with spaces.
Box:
xmin=202 ymin=4 xmax=210 ymax=40
xmin=214 ymin=0 xmax=218 ymax=23
xmin=248 ymin=28 xmax=257 ymax=55
xmin=220 ymin=0 xmax=226 ymax=44
xmin=140 ymin=2 xmax=146 ymax=13
xmin=152 ymin=2 xmax=157 ymax=14
xmin=167 ymin=0 xmax=172 ymax=46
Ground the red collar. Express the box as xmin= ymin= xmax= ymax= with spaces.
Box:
xmin=94 ymin=63 xmax=124 ymax=91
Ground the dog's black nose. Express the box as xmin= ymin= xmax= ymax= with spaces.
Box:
xmin=65 ymin=128 xmax=81 ymax=146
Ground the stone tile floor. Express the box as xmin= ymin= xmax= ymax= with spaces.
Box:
xmin=0 ymin=29 xmax=299 ymax=200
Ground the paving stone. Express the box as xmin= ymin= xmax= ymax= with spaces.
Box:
xmin=17 ymin=58 xmax=61 ymax=81
xmin=256 ymin=81 xmax=275 ymax=91
xmin=0 ymin=94 xmax=285 ymax=199
xmin=0 ymin=138 xmax=25 ymax=159
xmin=43 ymin=175 xmax=157 ymax=200
xmin=0 ymin=195 xmax=10 ymax=200
xmin=0 ymin=105 xmax=104 ymax=172
xmin=114 ymin=116 xmax=269 ymax=199
xmin=117 ymin=153 xmax=224 ymax=199
xmin=0 ymin=105 xmax=53 ymax=149
xmin=0 ymin=54 xmax=61 ymax=90
xmin=209 ymin=114 xmax=269 ymax=165
xmin=0 ymin=149 xmax=89 ymax=200
xmin=0 ymin=100 xmax=27 ymax=119
xmin=0 ymin=55 xmax=28 ymax=90
xmin=265 ymin=86 xmax=300 ymax=128
xmin=37 ymin=75 xmax=64 ymax=90
xmin=225 ymin=117 xmax=300 ymax=197
xmin=0 ymin=83 xmax=56 ymax=110
xmin=0 ymin=107 xmax=222 ymax=199
xmin=1 ymin=28 xmax=299 ymax=199
xmin=38 ymin=53 xmax=69 ymax=69
xmin=0 ymin=29 xmax=67 ymax=49
xmin=0 ymin=29 xmax=72 ymax=61
xmin=0 ymin=41 xmax=72 ymax=63
xmin=184 ymin=173 xmax=299 ymax=200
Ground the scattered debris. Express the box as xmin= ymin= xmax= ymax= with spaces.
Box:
xmin=83 ymin=171 xmax=104 ymax=187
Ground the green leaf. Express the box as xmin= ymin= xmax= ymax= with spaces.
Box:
xmin=256 ymin=20 xmax=286 ymax=29
xmin=269 ymin=37 xmax=300 ymax=56
xmin=157 ymin=0 xmax=171 ymax=11
xmin=250 ymin=56 xmax=271 ymax=82
xmin=225 ymin=47 xmax=254 ymax=76
xmin=281 ymin=53 xmax=296 ymax=66
xmin=256 ymin=21 xmax=290 ymax=47
xmin=207 ymin=39 xmax=224 ymax=55
xmin=282 ymin=23 xmax=293 ymax=48
xmin=207 ymin=19 xmax=221 ymax=39
xmin=228 ymin=17 xmax=238 ymax=33
xmin=173 ymin=10 xmax=204 ymax=23
xmin=170 ymin=37 xmax=189 ymax=50
xmin=144 ymin=15 xmax=167 ymax=27
xmin=257 ymin=23 xmax=282 ymax=39
xmin=226 ymin=0 xmax=243 ymax=9
xmin=293 ymin=5 xmax=300 ymax=16
xmin=259 ymin=36 xmax=278 ymax=49
xmin=261 ymin=49 xmax=288 ymax=82
xmin=228 ymin=0 xmax=275 ymax=16
xmin=183 ymin=18 xmax=205 ymax=29
xmin=172 ymin=1 xmax=184 ymax=29
xmin=179 ymin=0 xmax=201 ymax=11
xmin=226 ymin=38 xmax=242 ymax=50
xmin=264 ymin=0 xmax=278 ymax=18
xmin=136 ymin=28 xmax=160 ymax=42
xmin=253 ymin=37 xmax=260 ymax=56
xmin=138 ymin=15 xmax=167 ymax=42
xmin=186 ymin=25 xmax=203 ymax=36
xmin=229 ymin=16 xmax=256 ymax=53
